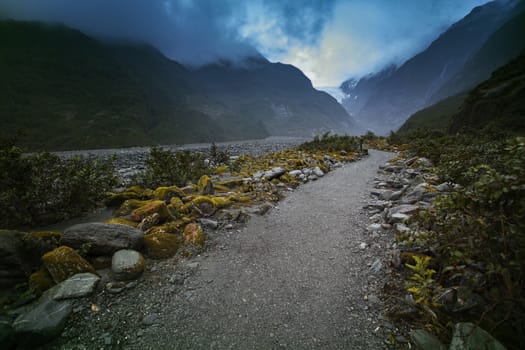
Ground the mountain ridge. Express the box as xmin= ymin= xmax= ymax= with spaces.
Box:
xmin=0 ymin=20 xmax=358 ymax=151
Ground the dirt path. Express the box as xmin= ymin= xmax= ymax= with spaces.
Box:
xmin=48 ymin=150 xmax=393 ymax=350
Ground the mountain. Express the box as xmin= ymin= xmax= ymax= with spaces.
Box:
xmin=340 ymin=0 xmax=524 ymax=134
xmin=396 ymin=93 xmax=467 ymax=133
xmin=449 ymin=54 xmax=525 ymax=134
xmin=0 ymin=20 xmax=358 ymax=151
xmin=397 ymin=53 xmax=525 ymax=134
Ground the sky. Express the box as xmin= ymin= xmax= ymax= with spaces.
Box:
xmin=0 ymin=0 xmax=490 ymax=87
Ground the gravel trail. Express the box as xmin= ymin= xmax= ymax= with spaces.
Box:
xmin=47 ymin=150 xmax=393 ymax=350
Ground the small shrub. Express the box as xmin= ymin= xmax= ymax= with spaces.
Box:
xmin=135 ymin=146 xmax=209 ymax=188
xmin=298 ymin=132 xmax=360 ymax=152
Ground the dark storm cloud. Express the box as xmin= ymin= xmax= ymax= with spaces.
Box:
xmin=0 ymin=0 xmax=338 ymax=65
xmin=0 ymin=0 xmax=490 ymax=85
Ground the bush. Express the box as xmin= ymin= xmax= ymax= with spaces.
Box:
xmin=390 ymin=130 xmax=525 ymax=348
xmin=0 ymin=136 xmax=117 ymax=228
xmin=135 ymin=146 xmax=209 ymax=188
xmin=298 ymin=132 xmax=360 ymax=152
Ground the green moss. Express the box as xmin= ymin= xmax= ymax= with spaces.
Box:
xmin=28 ymin=268 xmax=55 ymax=294
xmin=42 ymin=246 xmax=96 ymax=283
xmin=104 ymin=217 xmax=138 ymax=227
xmin=197 ymin=175 xmax=214 ymax=195
xmin=130 ymin=200 xmax=171 ymax=222
xmin=144 ymin=232 xmax=179 ymax=259
xmin=153 ymin=186 xmax=185 ymax=200
xmin=114 ymin=199 xmax=150 ymax=217
xmin=183 ymin=223 xmax=205 ymax=249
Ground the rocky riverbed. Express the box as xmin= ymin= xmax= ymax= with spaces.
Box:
xmin=57 ymin=137 xmax=307 ymax=185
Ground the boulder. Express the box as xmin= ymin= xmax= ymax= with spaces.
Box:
xmin=450 ymin=322 xmax=506 ymax=350
xmin=144 ymin=232 xmax=179 ymax=259
xmin=263 ymin=167 xmax=286 ymax=181
xmin=12 ymin=299 xmax=72 ymax=347
xmin=390 ymin=204 xmax=420 ymax=216
xmin=409 ymin=329 xmax=446 ymax=350
xmin=130 ymin=200 xmax=170 ymax=222
xmin=313 ymin=167 xmax=324 ymax=177
xmin=111 ymin=250 xmax=145 ymax=281
xmin=61 ymin=223 xmax=144 ymax=256
xmin=402 ymin=183 xmax=438 ymax=204
xmin=199 ymin=218 xmax=218 ymax=230
xmin=43 ymin=273 xmax=100 ymax=300
xmin=197 ymin=175 xmax=214 ymax=195
xmin=183 ymin=223 xmax=205 ymax=248
xmin=0 ymin=230 xmax=55 ymax=289
xmin=42 ymin=246 xmax=96 ymax=283
xmin=288 ymin=170 xmax=302 ymax=177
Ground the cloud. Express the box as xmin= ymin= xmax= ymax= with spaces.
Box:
xmin=275 ymin=0 xmax=491 ymax=86
xmin=0 ymin=0 xmax=256 ymax=65
xmin=0 ymin=0 xmax=490 ymax=86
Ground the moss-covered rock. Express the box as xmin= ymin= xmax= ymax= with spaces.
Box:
xmin=42 ymin=246 xmax=96 ymax=283
xmin=144 ymin=232 xmax=179 ymax=259
xmin=114 ymin=199 xmax=150 ymax=217
xmin=197 ymin=175 xmax=214 ymax=195
xmin=29 ymin=231 xmax=62 ymax=247
xmin=105 ymin=186 xmax=153 ymax=207
xmin=191 ymin=196 xmax=216 ymax=216
xmin=153 ymin=186 xmax=185 ymax=200
xmin=28 ymin=268 xmax=55 ymax=294
xmin=130 ymin=200 xmax=170 ymax=222
xmin=183 ymin=223 xmax=205 ymax=248
xmin=104 ymin=217 xmax=138 ymax=227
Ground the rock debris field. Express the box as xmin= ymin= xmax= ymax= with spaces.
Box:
xmin=29 ymin=149 xmax=393 ymax=350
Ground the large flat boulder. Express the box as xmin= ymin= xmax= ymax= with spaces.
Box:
xmin=12 ymin=299 xmax=72 ymax=347
xmin=61 ymin=223 xmax=143 ymax=256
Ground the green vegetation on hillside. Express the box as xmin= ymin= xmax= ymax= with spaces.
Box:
xmin=398 ymin=53 xmax=525 ymax=135
xmin=397 ymin=93 xmax=466 ymax=133
xmin=389 ymin=128 xmax=525 ymax=349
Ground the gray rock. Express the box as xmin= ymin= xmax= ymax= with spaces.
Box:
xmin=390 ymin=249 xmax=401 ymax=268
xmin=390 ymin=190 xmax=404 ymax=201
xmin=313 ymin=167 xmax=324 ymax=177
xmin=435 ymin=286 xmax=483 ymax=313
xmin=43 ymin=273 xmax=100 ymax=300
xmin=62 ymin=223 xmax=144 ymax=256
xmin=308 ymin=175 xmax=319 ymax=181
xmin=199 ymin=218 xmax=219 ymax=230
xmin=0 ymin=231 xmax=55 ymax=289
xmin=409 ymin=329 xmax=446 ymax=350
xmin=390 ymin=213 xmax=410 ymax=224
xmin=142 ymin=314 xmax=160 ymax=326
xmin=263 ymin=167 xmax=286 ymax=180
xmin=367 ymin=223 xmax=383 ymax=232
xmin=402 ymin=183 xmax=438 ymax=204
xmin=369 ymin=213 xmax=383 ymax=223
xmin=435 ymin=182 xmax=452 ymax=192
xmin=13 ymin=299 xmax=72 ymax=346
xmin=288 ymin=170 xmax=302 ymax=177
xmin=390 ymin=204 xmax=420 ymax=216
xmin=370 ymin=259 xmax=383 ymax=273
xmin=414 ymin=157 xmax=433 ymax=168
xmin=111 ymin=250 xmax=145 ymax=281
xmin=395 ymin=223 xmax=411 ymax=233
xmin=450 ymin=322 xmax=506 ymax=350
